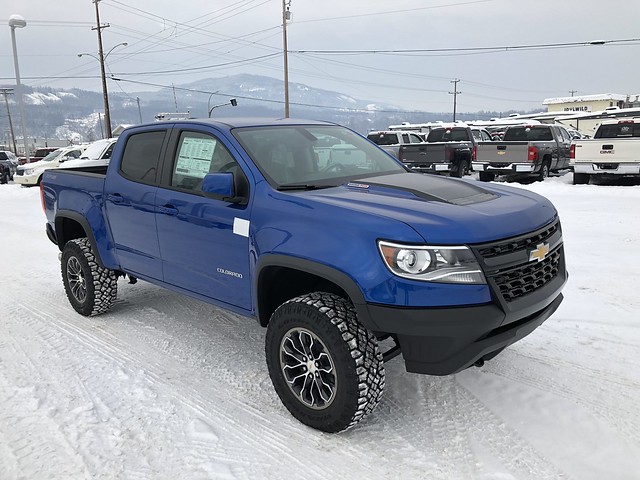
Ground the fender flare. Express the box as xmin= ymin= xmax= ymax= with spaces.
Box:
xmin=54 ymin=210 xmax=107 ymax=268
xmin=254 ymin=254 xmax=372 ymax=329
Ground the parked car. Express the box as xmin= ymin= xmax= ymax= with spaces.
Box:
xmin=571 ymin=118 xmax=640 ymax=184
xmin=474 ymin=124 xmax=573 ymax=182
xmin=42 ymin=118 xmax=566 ymax=433
xmin=0 ymin=150 xmax=19 ymax=184
xmin=58 ymin=138 xmax=117 ymax=170
xmin=14 ymin=145 xmax=85 ymax=186
xmin=366 ymin=130 xmax=425 ymax=158
xmin=398 ymin=125 xmax=493 ymax=177
xmin=18 ymin=147 xmax=60 ymax=165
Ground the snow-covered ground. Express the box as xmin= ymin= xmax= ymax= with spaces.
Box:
xmin=1 ymin=174 xmax=639 ymax=480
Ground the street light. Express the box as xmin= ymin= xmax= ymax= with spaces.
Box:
xmin=9 ymin=14 xmax=30 ymax=163
xmin=78 ymin=42 xmax=127 ymax=139
xmin=208 ymin=98 xmax=238 ymax=118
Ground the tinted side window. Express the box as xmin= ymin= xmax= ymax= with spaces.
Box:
xmin=120 ymin=131 xmax=166 ymax=184
xmin=171 ymin=131 xmax=239 ymax=192
xmin=409 ymin=134 xmax=423 ymax=143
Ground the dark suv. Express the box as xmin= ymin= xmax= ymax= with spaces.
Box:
xmin=0 ymin=150 xmax=18 ymax=184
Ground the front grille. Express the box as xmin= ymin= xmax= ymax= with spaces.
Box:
xmin=478 ymin=221 xmax=559 ymax=258
xmin=474 ymin=219 xmax=564 ymax=302
xmin=491 ymin=248 xmax=561 ymax=301
xmin=15 ymin=169 xmax=24 ymax=176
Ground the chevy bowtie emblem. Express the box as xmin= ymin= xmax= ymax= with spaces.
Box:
xmin=529 ymin=243 xmax=550 ymax=262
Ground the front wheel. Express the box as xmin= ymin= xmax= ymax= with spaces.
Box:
xmin=0 ymin=170 xmax=8 ymax=184
xmin=61 ymin=238 xmax=117 ymax=316
xmin=265 ymin=292 xmax=385 ymax=433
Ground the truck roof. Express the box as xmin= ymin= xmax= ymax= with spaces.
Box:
xmin=148 ymin=117 xmax=336 ymax=130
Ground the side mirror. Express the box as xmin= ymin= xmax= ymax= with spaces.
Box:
xmin=201 ymin=172 xmax=248 ymax=205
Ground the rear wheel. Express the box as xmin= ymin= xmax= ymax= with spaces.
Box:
xmin=61 ymin=238 xmax=117 ymax=316
xmin=265 ymin=292 xmax=385 ymax=433
xmin=573 ymin=172 xmax=590 ymax=185
xmin=536 ymin=159 xmax=551 ymax=182
xmin=452 ymin=159 xmax=469 ymax=178
xmin=0 ymin=169 xmax=8 ymax=184
xmin=479 ymin=172 xmax=495 ymax=182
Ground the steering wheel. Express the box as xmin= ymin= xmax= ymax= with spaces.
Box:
xmin=218 ymin=161 xmax=237 ymax=173
xmin=322 ymin=162 xmax=345 ymax=173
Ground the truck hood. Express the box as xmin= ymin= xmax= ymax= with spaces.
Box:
xmin=301 ymin=173 xmax=557 ymax=244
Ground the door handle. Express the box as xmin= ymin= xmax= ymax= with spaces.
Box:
xmin=107 ymin=193 xmax=124 ymax=204
xmin=158 ymin=205 xmax=178 ymax=216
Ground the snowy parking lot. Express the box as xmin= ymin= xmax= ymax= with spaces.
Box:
xmin=1 ymin=174 xmax=639 ymax=480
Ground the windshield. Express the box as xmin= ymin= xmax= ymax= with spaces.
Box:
xmin=41 ymin=149 xmax=63 ymax=162
xmin=367 ymin=132 xmax=399 ymax=146
xmin=81 ymin=139 xmax=113 ymax=160
xmin=427 ymin=128 xmax=470 ymax=142
xmin=503 ymin=127 xmax=553 ymax=141
xmin=233 ymin=125 xmax=406 ymax=188
xmin=595 ymin=123 xmax=640 ymax=138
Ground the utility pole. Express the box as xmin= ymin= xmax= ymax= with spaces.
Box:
xmin=449 ymin=79 xmax=461 ymax=122
xmin=92 ymin=0 xmax=113 ymax=138
xmin=0 ymin=88 xmax=18 ymax=155
xmin=569 ymin=90 xmax=578 ymax=97
xmin=282 ymin=0 xmax=291 ymax=118
xmin=136 ymin=96 xmax=142 ymax=123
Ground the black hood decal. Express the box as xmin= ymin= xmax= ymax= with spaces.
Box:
xmin=359 ymin=173 xmax=498 ymax=206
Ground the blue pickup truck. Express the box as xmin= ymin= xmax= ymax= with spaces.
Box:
xmin=41 ymin=118 xmax=567 ymax=432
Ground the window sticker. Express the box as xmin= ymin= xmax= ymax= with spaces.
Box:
xmin=176 ymin=137 xmax=217 ymax=178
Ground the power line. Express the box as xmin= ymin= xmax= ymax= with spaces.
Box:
xmin=293 ymin=0 xmax=499 ymax=24
xmin=292 ymin=38 xmax=640 ymax=55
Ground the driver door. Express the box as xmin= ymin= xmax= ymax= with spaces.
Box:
xmin=154 ymin=128 xmax=253 ymax=310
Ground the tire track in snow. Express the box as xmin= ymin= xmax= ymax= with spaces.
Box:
xmin=9 ymin=285 xmax=395 ymax=479
xmin=366 ymin=366 xmax=571 ymax=480
xmin=483 ymin=348 xmax=640 ymax=448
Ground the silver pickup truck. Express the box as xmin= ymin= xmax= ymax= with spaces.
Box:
xmin=474 ymin=124 xmax=573 ymax=182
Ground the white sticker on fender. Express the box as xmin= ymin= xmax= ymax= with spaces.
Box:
xmin=233 ymin=218 xmax=250 ymax=237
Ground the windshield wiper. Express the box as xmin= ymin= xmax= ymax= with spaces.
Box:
xmin=277 ymin=183 xmax=332 ymax=191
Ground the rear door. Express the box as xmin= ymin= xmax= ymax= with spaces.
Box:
xmin=554 ymin=126 xmax=573 ymax=169
xmin=154 ymin=125 xmax=254 ymax=310
xmin=104 ymin=127 xmax=169 ymax=279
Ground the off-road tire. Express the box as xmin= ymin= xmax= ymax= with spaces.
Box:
xmin=573 ymin=172 xmax=590 ymax=185
xmin=265 ymin=292 xmax=385 ymax=433
xmin=61 ymin=238 xmax=117 ymax=316
xmin=0 ymin=170 xmax=8 ymax=184
xmin=479 ymin=171 xmax=495 ymax=182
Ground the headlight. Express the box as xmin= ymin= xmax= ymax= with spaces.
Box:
xmin=378 ymin=241 xmax=485 ymax=284
xmin=24 ymin=168 xmax=34 ymax=175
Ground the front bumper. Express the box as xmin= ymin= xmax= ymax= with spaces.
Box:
xmin=473 ymin=161 xmax=536 ymax=174
xmin=365 ymin=292 xmax=562 ymax=375
xmin=362 ymin=218 xmax=567 ymax=375
xmin=573 ymin=162 xmax=640 ymax=175
xmin=14 ymin=171 xmax=40 ymax=186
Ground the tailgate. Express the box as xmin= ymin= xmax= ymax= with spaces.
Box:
xmin=399 ymin=144 xmax=448 ymax=163
xmin=476 ymin=142 xmax=529 ymax=164
xmin=574 ymin=139 xmax=640 ymax=164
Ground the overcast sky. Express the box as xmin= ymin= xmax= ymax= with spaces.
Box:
xmin=2 ymin=0 xmax=639 ymax=114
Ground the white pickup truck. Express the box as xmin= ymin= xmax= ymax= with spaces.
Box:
xmin=571 ymin=118 xmax=640 ymax=184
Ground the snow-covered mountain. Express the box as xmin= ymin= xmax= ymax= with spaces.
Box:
xmin=0 ymin=74 xmax=505 ymax=143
